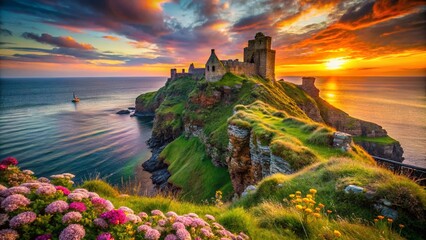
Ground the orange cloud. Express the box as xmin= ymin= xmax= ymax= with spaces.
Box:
xmin=102 ymin=35 xmax=119 ymax=41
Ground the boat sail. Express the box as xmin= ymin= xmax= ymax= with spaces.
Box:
xmin=72 ymin=92 xmax=80 ymax=102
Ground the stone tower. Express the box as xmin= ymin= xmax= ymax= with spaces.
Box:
xmin=205 ymin=49 xmax=226 ymax=82
xmin=244 ymin=32 xmax=276 ymax=80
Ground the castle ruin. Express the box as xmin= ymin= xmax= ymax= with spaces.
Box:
xmin=168 ymin=32 xmax=276 ymax=82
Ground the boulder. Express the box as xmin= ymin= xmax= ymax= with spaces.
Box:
xmin=241 ymin=185 xmax=257 ymax=197
xmin=344 ymin=184 xmax=364 ymax=194
xmin=116 ymin=110 xmax=131 ymax=114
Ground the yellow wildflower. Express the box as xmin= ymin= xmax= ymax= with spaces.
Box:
xmin=315 ymin=207 xmax=320 ymax=212
xmin=334 ymin=230 xmax=342 ymax=237
xmin=374 ymin=219 xmax=379 ymax=223
xmin=309 ymin=188 xmax=317 ymax=194
xmin=295 ymin=191 xmax=302 ymax=195
xmin=296 ymin=198 xmax=302 ymax=203
xmin=377 ymin=215 xmax=384 ymax=220
xmin=387 ymin=218 xmax=393 ymax=223
xmin=303 ymin=198 xmax=309 ymax=203
xmin=313 ymin=213 xmax=321 ymax=218
xmin=305 ymin=208 xmax=313 ymax=213
xmin=327 ymin=210 xmax=332 ymax=214
xmin=318 ymin=203 xmax=325 ymax=208
xmin=296 ymin=205 xmax=303 ymax=210
xmin=306 ymin=194 xmax=313 ymax=199
xmin=289 ymin=194 xmax=295 ymax=198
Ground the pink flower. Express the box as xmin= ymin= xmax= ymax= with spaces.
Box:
xmin=9 ymin=211 xmax=37 ymax=228
xmin=201 ymin=228 xmax=214 ymax=237
xmin=158 ymin=219 xmax=166 ymax=226
xmin=165 ymin=234 xmax=178 ymax=240
xmin=55 ymin=186 xmax=70 ymax=196
xmin=118 ymin=206 xmax=134 ymax=214
xmin=126 ymin=214 xmax=141 ymax=223
xmin=151 ymin=209 xmax=164 ymax=217
xmin=21 ymin=182 xmax=41 ymax=189
xmin=91 ymin=197 xmax=107 ymax=207
xmin=36 ymin=185 xmax=56 ymax=196
xmin=205 ymin=214 xmax=216 ymax=221
xmin=138 ymin=212 xmax=148 ymax=219
xmin=166 ymin=211 xmax=178 ymax=218
xmin=100 ymin=209 xmax=127 ymax=225
xmin=1 ymin=194 xmax=30 ymax=212
xmin=69 ymin=202 xmax=86 ymax=212
xmin=45 ymin=200 xmax=69 ymax=214
xmin=59 ymin=224 xmax=85 ymax=240
xmin=0 ymin=186 xmax=30 ymax=197
xmin=0 ymin=184 xmax=7 ymax=191
xmin=172 ymin=222 xmax=185 ymax=230
xmin=137 ymin=224 xmax=151 ymax=233
xmin=88 ymin=192 xmax=99 ymax=198
xmin=176 ymin=228 xmax=191 ymax=240
xmin=93 ymin=218 xmax=109 ymax=229
xmin=35 ymin=234 xmax=52 ymax=240
xmin=97 ymin=232 xmax=114 ymax=240
xmin=62 ymin=211 xmax=82 ymax=224
xmin=67 ymin=192 xmax=85 ymax=201
xmin=0 ymin=229 xmax=19 ymax=240
xmin=1 ymin=157 xmax=18 ymax=166
xmin=144 ymin=228 xmax=161 ymax=240
xmin=0 ymin=164 xmax=7 ymax=171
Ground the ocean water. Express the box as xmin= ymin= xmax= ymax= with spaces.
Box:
xmin=0 ymin=77 xmax=166 ymax=186
xmin=0 ymin=76 xmax=424 ymax=187
xmin=285 ymin=76 xmax=426 ymax=168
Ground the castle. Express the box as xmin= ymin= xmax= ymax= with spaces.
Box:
xmin=168 ymin=32 xmax=276 ymax=82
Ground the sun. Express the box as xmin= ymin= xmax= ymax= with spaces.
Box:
xmin=325 ymin=58 xmax=346 ymax=70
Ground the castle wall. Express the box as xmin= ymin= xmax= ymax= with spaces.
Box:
xmin=221 ymin=60 xmax=256 ymax=77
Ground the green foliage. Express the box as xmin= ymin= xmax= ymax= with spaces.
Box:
xmin=160 ymin=136 xmax=233 ymax=201
xmin=218 ymin=207 xmax=253 ymax=233
xmin=81 ymin=180 xmax=119 ymax=197
xmin=353 ymin=136 xmax=397 ymax=145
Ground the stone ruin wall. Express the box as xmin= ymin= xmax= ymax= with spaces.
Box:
xmin=221 ymin=60 xmax=256 ymax=77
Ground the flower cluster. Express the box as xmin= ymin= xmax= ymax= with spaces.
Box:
xmin=0 ymin=157 xmax=248 ymax=240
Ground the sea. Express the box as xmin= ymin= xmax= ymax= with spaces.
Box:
xmin=0 ymin=76 xmax=425 ymax=187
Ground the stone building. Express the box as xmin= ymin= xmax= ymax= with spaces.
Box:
xmin=168 ymin=63 xmax=205 ymax=81
xmin=205 ymin=32 xmax=276 ymax=82
xmin=168 ymin=32 xmax=276 ymax=82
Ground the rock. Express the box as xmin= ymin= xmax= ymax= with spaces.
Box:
xmin=151 ymin=169 xmax=171 ymax=185
xmin=344 ymin=184 xmax=364 ymax=194
xmin=380 ymin=198 xmax=392 ymax=207
xmin=374 ymin=203 xmax=398 ymax=219
xmin=241 ymin=185 xmax=257 ymax=197
xmin=116 ymin=110 xmax=130 ymax=114
xmin=128 ymin=107 xmax=136 ymax=110
xmin=333 ymin=132 xmax=352 ymax=152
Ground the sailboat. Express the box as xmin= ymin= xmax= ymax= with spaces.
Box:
xmin=72 ymin=92 xmax=80 ymax=103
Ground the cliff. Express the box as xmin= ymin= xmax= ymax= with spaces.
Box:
xmin=135 ymin=73 xmax=405 ymax=198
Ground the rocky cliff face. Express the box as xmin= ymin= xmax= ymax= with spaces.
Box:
xmin=226 ymin=123 xmax=297 ymax=195
xmin=356 ymin=141 xmax=404 ymax=161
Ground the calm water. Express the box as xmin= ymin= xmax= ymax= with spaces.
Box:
xmin=0 ymin=76 xmax=424 ymax=186
xmin=0 ymin=77 xmax=166 ymax=185
xmin=285 ymin=76 xmax=426 ymax=168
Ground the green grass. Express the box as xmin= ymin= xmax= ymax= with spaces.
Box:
xmin=136 ymin=91 xmax=157 ymax=103
xmin=234 ymin=158 xmax=426 ymax=239
xmin=228 ymin=101 xmax=374 ymax=169
xmin=160 ymin=136 xmax=233 ymax=201
xmin=80 ymin=178 xmax=409 ymax=240
xmin=353 ymin=136 xmax=397 ymax=145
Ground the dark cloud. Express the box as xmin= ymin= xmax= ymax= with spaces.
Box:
xmin=0 ymin=28 xmax=13 ymax=36
xmin=22 ymin=32 xmax=95 ymax=50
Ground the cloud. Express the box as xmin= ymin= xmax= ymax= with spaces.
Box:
xmin=0 ymin=28 xmax=13 ymax=36
xmin=22 ymin=32 xmax=95 ymax=50
xmin=102 ymin=35 xmax=119 ymax=41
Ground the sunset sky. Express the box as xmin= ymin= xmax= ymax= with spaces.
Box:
xmin=0 ymin=0 xmax=425 ymax=78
